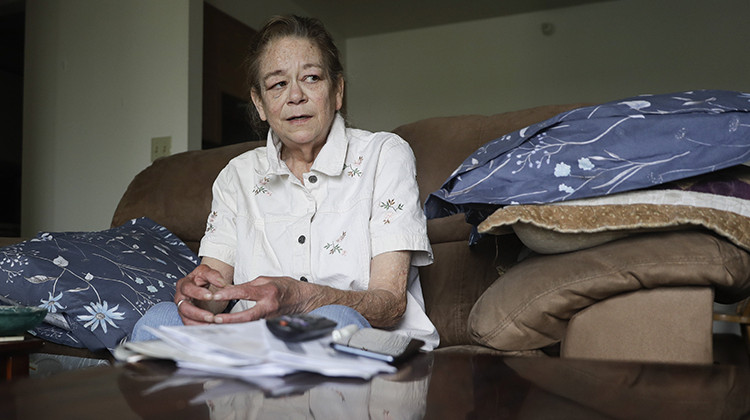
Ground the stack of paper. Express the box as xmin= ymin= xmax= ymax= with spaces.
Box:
xmin=114 ymin=320 xmax=395 ymax=380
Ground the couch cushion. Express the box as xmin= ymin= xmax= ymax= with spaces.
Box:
xmin=561 ymin=287 xmax=713 ymax=364
xmin=419 ymin=232 xmax=523 ymax=347
xmin=468 ymin=230 xmax=750 ymax=351
xmin=419 ymin=238 xmax=500 ymax=347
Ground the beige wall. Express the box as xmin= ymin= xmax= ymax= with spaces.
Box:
xmin=19 ymin=0 xmax=323 ymax=236
xmin=345 ymin=0 xmax=750 ymax=131
xmin=19 ymin=0 xmax=750 ymax=236
xmin=22 ymin=0 xmax=202 ymax=235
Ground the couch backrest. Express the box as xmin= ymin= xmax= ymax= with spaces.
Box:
xmin=111 ymin=103 xmax=586 ymax=346
xmin=393 ymin=104 xmax=587 ymax=208
xmin=111 ymin=141 xmax=264 ymax=253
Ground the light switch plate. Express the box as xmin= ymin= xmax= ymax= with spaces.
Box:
xmin=151 ymin=136 xmax=171 ymax=162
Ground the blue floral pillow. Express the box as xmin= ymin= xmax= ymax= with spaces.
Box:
xmin=0 ymin=218 xmax=199 ymax=352
xmin=425 ymin=90 xmax=750 ymax=244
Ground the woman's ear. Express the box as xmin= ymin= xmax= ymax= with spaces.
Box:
xmin=334 ymin=77 xmax=344 ymax=111
xmin=250 ymin=89 xmax=267 ymax=121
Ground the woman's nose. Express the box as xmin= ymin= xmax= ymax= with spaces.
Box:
xmin=287 ymin=81 xmax=306 ymax=104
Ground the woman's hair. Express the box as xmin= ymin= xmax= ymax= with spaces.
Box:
xmin=245 ymin=15 xmax=344 ymax=136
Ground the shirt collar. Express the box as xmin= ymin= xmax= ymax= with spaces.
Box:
xmin=264 ymin=113 xmax=347 ymax=177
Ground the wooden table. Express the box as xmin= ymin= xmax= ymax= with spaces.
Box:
xmin=1 ymin=350 xmax=749 ymax=419
xmin=0 ymin=338 xmax=43 ymax=382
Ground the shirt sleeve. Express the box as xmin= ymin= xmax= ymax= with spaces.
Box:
xmin=369 ymin=135 xmax=433 ymax=266
xmin=198 ymin=165 xmax=239 ymax=267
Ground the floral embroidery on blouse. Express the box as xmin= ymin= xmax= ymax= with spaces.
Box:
xmin=343 ymin=156 xmax=364 ymax=177
xmin=324 ymin=232 xmax=347 ymax=255
xmin=252 ymin=177 xmax=272 ymax=196
xmin=205 ymin=211 xmax=218 ymax=234
xmin=380 ymin=199 xmax=404 ymax=224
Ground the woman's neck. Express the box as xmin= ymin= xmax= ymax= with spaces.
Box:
xmin=281 ymin=143 xmax=320 ymax=182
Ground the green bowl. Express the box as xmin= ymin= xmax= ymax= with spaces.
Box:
xmin=0 ymin=305 xmax=48 ymax=336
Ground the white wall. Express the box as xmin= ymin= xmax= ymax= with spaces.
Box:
xmin=345 ymin=0 xmax=750 ymax=131
xmin=22 ymin=0 xmax=202 ymax=235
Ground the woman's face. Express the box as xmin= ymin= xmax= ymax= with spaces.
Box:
xmin=251 ymin=36 xmax=343 ymax=151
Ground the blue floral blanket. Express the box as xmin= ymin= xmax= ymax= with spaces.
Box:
xmin=424 ymin=90 xmax=750 ymax=239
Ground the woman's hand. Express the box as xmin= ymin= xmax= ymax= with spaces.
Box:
xmin=209 ymin=276 xmax=307 ymax=323
xmin=209 ymin=251 xmax=411 ymax=328
xmin=175 ymin=257 xmax=234 ymax=325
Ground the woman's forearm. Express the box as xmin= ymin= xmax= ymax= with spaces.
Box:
xmin=303 ymin=283 xmax=407 ymax=328
xmin=209 ymin=252 xmax=412 ymax=327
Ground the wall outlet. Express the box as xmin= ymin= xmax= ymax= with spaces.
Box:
xmin=151 ymin=136 xmax=171 ymax=162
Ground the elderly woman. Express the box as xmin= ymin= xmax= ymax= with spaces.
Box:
xmin=133 ymin=15 xmax=438 ymax=349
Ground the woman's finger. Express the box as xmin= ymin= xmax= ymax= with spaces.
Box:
xmin=177 ymin=298 xmax=216 ymax=324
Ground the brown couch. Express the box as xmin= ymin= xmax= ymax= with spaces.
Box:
xmin=110 ymin=103 xmax=750 ymax=364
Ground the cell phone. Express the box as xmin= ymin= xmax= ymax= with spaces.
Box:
xmin=330 ymin=327 xmax=424 ymax=364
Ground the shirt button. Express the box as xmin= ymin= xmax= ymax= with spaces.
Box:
xmin=300 ymin=276 xmax=308 ymax=282
xmin=308 ymin=175 xmax=318 ymax=184
xmin=298 ymin=235 xmax=306 ymax=244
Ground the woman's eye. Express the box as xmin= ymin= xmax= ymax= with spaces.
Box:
xmin=304 ymin=75 xmax=321 ymax=83
xmin=268 ymin=81 xmax=286 ymax=90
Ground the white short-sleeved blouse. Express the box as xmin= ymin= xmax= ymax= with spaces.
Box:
xmin=199 ymin=114 xmax=439 ymax=349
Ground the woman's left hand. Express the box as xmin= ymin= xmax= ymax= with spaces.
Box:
xmin=210 ymin=276 xmax=309 ymax=323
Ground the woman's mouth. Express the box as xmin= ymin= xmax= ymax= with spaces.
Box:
xmin=287 ymin=115 xmax=312 ymax=122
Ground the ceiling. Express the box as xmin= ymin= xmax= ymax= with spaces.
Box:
xmin=0 ymin=0 xmax=617 ymax=38
xmin=289 ymin=0 xmax=615 ymax=38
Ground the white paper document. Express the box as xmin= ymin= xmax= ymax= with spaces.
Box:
xmin=115 ymin=320 xmax=396 ymax=380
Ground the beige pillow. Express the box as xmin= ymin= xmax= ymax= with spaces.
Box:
xmin=478 ymin=191 xmax=750 ymax=254
xmin=477 ymin=166 xmax=750 ymax=255
xmin=468 ymin=230 xmax=750 ymax=351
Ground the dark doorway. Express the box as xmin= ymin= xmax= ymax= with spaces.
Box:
xmin=0 ymin=3 xmax=24 ymax=237
xmin=202 ymin=3 xmax=259 ymax=149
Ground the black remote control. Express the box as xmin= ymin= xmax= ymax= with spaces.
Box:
xmin=265 ymin=314 xmax=338 ymax=342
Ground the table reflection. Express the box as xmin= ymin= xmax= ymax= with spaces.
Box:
xmin=117 ymin=353 xmax=433 ymax=420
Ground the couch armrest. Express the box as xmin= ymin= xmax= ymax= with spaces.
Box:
xmin=561 ymin=287 xmax=714 ymax=364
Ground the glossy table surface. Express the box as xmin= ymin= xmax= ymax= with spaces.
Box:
xmin=0 ymin=338 xmax=43 ymax=381
xmin=1 ymin=350 xmax=749 ymax=419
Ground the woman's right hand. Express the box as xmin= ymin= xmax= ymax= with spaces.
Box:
xmin=175 ymin=258 xmax=235 ymax=325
